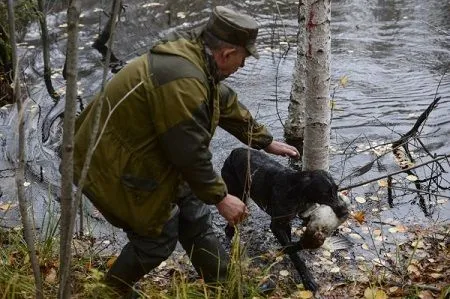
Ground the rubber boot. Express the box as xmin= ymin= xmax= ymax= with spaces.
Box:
xmin=177 ymin=196 xmax=229 ymax=283
xmin=104 ymin=207 xmax=179 ymax=297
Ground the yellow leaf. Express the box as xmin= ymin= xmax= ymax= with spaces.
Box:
xmin=339 ymin=75 xmax=349 ymax=87
xmin=378 ymin=179 xmax=388 ymax=187
xmin=353 ymin=211 xmax=366 ymax=224
xmin=364 ymin=287 xmax=387 ymax=299
xmin=106 ymin=256 xmax=117 ymax=269
xmin=0 ymin=203 xmax=17 ymax=211
xmin=298 ymin=290 xmax=313 ymax=298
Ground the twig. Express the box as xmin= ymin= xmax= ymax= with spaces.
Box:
xmin=395 ymin=283 xmax=442 ymax=292
xmin=338 ymin=154 xmax=450 ymax=191
xmin=389 ymin=186 xmax=450 ymax=199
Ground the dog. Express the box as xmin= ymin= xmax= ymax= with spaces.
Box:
xmin=221 ymin=147 xmax=349 ymax=292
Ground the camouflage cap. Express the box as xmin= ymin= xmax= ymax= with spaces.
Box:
xmin=206 ymin=6 xmax=259 ymax=59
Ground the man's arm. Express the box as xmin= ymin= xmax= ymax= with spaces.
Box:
xmin=218 ymin=84 xmax=299 ymax=158
xmin=218 ymin=84 xmax=273 ymax=149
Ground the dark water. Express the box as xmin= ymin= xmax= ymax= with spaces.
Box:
xmin=0 ymin=0 xmax=448 ymax=267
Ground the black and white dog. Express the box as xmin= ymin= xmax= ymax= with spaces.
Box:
xmin=221 ymin=147 xmax=349 ymax=292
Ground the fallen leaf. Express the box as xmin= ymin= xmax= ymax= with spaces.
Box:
xmin=339 ymin=75 xmax=349 ymax=88
xmin=279 ymin=270 xmax=290 ymax=277
xmin=106 ymin=256 xmax=117 ymax=269
xmin=349 ymin=233 xmax=363 ymax=240
xmin=378 ymin=179 xmax=388 ymax=187
xmin=364 ymin=287 xmax=387 ymax=299
xmin=330 ymin=267 xmax=340 ymax=273
xmin=372 ymin=258 xmax=386 ymax=266
xmin=373 ymin=229 xmax=382 ymax=236
xmin=355 ymin=196 xmax=366 ymax=204
xmin=362 ymin=243 xmax=369 ymax=250
xmin=418 ymin=290 xmax=434 ymax=299
xmin=0 ymin=203 xmax=18 ymax=211
xmin=437 ymin=198 xmax=448 ymax=204
xmin=388 ymin=227 xmax=398 ymax=233
xmin=45 ymin=268 xmax=57 ymax=284
xmin=429 ymin=273 xmax=442 ymax=279
xmin=407 ymin=264 xmax=420 ymax=276
xmin=298 ymin=290 xmax=313 ymax=298
xmin=388 ymin=286 xmax=399 ymax=293
xmin=406 ymin=174 xmax=418 ymax=181
xmin=353 ymin=211 xmax=366 ymax=224
xmin=411 ymin=240 xmax=425 ymax=249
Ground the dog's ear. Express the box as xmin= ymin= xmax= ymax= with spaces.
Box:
xmin=285 ymin=173 xmax=311 ymax=201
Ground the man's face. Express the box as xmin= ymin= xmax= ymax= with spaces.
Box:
xmin=214 ymin=47 xmax=250 ymax=80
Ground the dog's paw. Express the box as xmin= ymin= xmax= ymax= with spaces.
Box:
xmin=301 ymin=276 xmax=319 ymax=292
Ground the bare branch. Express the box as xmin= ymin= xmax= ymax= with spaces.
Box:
xmin=339 ymin=154 xmax=450 ymax=191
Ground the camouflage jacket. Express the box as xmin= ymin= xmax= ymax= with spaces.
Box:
xmin=73 ymin=29 xmax=273 ymax=236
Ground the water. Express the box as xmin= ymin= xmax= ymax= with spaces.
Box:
xmin=0 ymin=0 xmax=448 ymax=260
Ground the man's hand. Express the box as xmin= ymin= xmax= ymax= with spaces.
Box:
xmin=216 ymin=194 xmax=249 ymax=226
xmin=264 ymin=140 xmax=300 ymax=158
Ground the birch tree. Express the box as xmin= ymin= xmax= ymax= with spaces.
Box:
xmin=58 ymin=0 xmax=80 ymax=297
xmin=7 ymin=0 xmax=43 ymax=298
xmin=302 ymin=0 xmax=331 ymax=171
xmin=284 ymin=0 xmax=308 ymax=157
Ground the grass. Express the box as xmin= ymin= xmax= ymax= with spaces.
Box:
xmin=0 ymin=213 xmax=448 ymax=298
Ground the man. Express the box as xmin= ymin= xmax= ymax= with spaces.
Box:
xmin=73 ymin=6 xmax=299 ymax=297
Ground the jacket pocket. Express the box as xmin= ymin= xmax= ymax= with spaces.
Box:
xmin=121 ymin=174 xmax=158 ymax=203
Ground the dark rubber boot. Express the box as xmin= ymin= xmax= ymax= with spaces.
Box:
xmin=178 ymin=196 xmax=229 ymax=283
xmin=104 ymin=207 xmax=179 ymax=297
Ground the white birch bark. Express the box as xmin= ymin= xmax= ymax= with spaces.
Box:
xmin=302 ymin=0 xmax=331 ymax=171
xmin=284 ymin=0 xmax=308 ymax=155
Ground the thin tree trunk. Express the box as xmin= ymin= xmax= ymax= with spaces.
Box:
xmin=92 ymin=0 xmax=122 ymax=64
xmin=302 ymin=0 xmax=331 ymax=171
xmin=284 ymin=0 xmax=308 ymax=156
xmin=58 ymin=0 xmax=80 ymax=297
xmin=37 ymin=0 xmax=60 ymax=101
xmin=7 ymin=1 xmax=44 ymax=298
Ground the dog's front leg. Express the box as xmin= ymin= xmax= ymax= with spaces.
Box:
xmin=270 ymin=221 xmax=318 ymax=292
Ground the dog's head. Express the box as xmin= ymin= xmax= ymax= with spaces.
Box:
xmin=290 ymin=170 xmax=349 ymax=220
xmin=289 ymin=170 xmax=349 ymax=249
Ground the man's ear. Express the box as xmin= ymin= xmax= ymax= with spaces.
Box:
xmin=221 ymin=48 xmax=237 ymax=61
